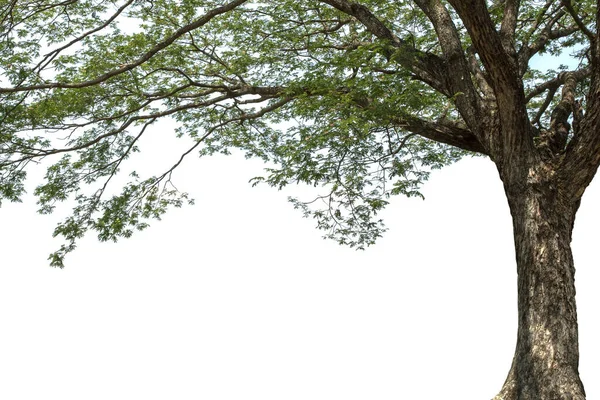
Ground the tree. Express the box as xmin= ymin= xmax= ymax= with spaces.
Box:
xmin=0 ymin=0 xmax=597 ymax=397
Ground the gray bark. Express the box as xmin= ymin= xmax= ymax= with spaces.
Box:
xmin=494 ymin=162 xmax=586 ymax=399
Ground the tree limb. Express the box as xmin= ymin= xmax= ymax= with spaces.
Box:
xmin=531 ymin=86 xmax=557 ymax=126
xmin=466 ymin=46 xmax=494 ymax=100
xmin=518 ymin=22 xmax=578 ymax=76
xmin=390 ymin=116 xmax=488 ymax=155
xmin=34 ymin=0 xmax=138 ymax=73
xmin=525 ymin=68 xmax=590 ymax=102
xmin=543 ymin=72 xmax=577 ymax=154
xmin=0 ymin=0 xmax=249 ymax=93
xmin=318 ymin=0 xmax=449 ymax=95
xmin=500 ymin=0 xmax=520 ymax=56
xmin=446 ymin=0 xmax=519 ymax=94
xmin=413 ymin=0 xmax=483 ymax=135
xmin=559 ymin=75 xmax=600 ymax=200
xmin=446 ymin=0 xmax=531 ymax=166
xmin=561 ymin=0 xmax=595 ymax=40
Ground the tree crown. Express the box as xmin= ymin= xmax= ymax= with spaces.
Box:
xmin=1 ymin=0 xmax=597 ymax=266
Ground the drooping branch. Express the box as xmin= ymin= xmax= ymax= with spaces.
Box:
xmin=1 ymin=84 xmax=286 ymax=168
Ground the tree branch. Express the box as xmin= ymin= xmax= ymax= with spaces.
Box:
xmin=466 ymin=46 xmax=494 ymax=100
xmin=525 ymin=68 xmax=590 ymax=103
xmin=33 ymin=0 xmax=138 ymax=73
xmin=446 ymin=0 xmax=519 ymax=94
xmin=519 ymin=23 xmax=579 ymax=76
xmin=531 ymin=86 xmax=557 ymax=126
xmin=542 ymin=72 xmax=577 ymax=154
xmin=446 ymin=0 xmax=531 ymax=166
xmin=559 ymin=76 xmax=600 ymax=200
xmin=500 ymin=0 xmax=520 ymax=56
xmin=561 ymin=0 xmax=595 ymax=40
xmin=413 ymin=0 xmax=483 ymax=134
xmin=390 ymin=116 xmax=488 ymax=155
xmin=0 ymin=0 xmax=249 ymax=93
xmin=318 ymin=0 xmax=449 ymax=95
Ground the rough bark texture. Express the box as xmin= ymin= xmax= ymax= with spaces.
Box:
xmin=493 ymin=160 xmax=586 ymax=399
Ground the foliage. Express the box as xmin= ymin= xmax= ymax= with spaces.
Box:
xmin=0 ymin=0 xmax=596 ymax=266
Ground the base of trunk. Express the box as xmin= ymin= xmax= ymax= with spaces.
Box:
xmin=493 ymin=355 xmax=586 ymax=399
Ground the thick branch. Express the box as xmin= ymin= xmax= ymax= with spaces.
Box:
xmin=560 ymin=72 xmax=600 ymax=200
xmin=391 ymin=116 xmax=488 ymax=155
xmin=413 ymin=0 xmax=483 ymax=134
xmin=466 ymin=46 xmax=494 ymax=100
xmin=500 ymin=0 xmax=520 ymax=56
xmin=544 ymin=72 xmax=577 ymax=154
xmin=447 ymin=0 xmax=531 ymax=166
xmin=446 ymin=0 xmax=519 ymax=94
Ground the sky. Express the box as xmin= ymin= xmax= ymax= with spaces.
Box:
xmin=1 ymin=125 xmax=598 ymax=399
xmin=0 ymin=19 xmax=598 ymax=400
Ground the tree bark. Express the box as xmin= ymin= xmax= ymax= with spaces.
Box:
xmin=493 ymin=162 xmax=586 ymax=399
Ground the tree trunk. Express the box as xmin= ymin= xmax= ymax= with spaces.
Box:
xmin=493 ymin=163 xmax=586 ymax=399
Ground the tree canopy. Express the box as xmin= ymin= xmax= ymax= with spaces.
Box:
xmin=0 ymin=0 xmax=597 ymax=267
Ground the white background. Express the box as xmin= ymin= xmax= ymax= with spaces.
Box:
xmin=0 ymin=39 xmax=597 ymax=400
xmin=1 ymin=135 xmax=598 ymax=399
